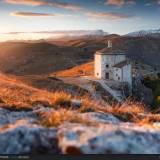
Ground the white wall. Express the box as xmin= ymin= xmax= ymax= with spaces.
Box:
xmin=94 ymin=54 xmax=102 ymax=78
xmin=113 ymin=67 xmax=122 ymax=81
xmin=100 ymin=54 xmax=126 ymax=79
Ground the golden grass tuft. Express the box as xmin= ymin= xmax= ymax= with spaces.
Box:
xmin=138 ymin=114 xmax=160 ymax=124
xmin=40 ymin=109 xmax=93 ymax=127
xmin=51 ymin=92 xmax=72 ymax=108
xmin=98 ymin=100 xmax=147 ymax=122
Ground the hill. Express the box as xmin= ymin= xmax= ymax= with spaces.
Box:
xmin=0 ymin=35 xmax=159 ymax=76
xmin=0 ymin=42 xmax=92 ymax=75
xmin=0 ymin=73 xmax=160 ymax=154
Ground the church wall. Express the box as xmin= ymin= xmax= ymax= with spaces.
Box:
xmin=94 ymin=54 xmax=102 ymax=78
xmin=113 ymin=67 xmax=122 ymax=81
xmin=101 ymin=54 xmax=126 ymax=79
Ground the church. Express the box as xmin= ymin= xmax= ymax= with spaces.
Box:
xmin=94 ymin=41 xmax=132 ymax=88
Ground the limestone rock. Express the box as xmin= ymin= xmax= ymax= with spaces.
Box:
xmin=0 ymin=108 xmax=37 ymax=126
xmin=58 ymin=123 xmax=160 ymax=154
xmin=0 ymin=119 xmax=59 ymax=154
xmin=81 ymin=112 xmax=120 ymax=124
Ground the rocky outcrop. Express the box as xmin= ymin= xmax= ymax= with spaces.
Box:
xmin=0 ymin=120 xmax=59 ymax=154
xmin=81 ymin=112 xmax=120 ymax=124
xmin=0 ymin=108 xmax=59 ymax=154
xmin=58 ymin=123 xmax=160 ymax=154
xmin=0 ymin=107 xmax=160 ymax=154
xmin=0 ymin=108 xmax=37 ymax=126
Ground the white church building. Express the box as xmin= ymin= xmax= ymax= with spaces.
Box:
xmin=94 ymin=41 xmax=132 ymax=87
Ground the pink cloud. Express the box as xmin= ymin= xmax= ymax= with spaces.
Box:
xmin=105 ymin=0 xmax=136 ymax=7
xmin=86 ymin=11 xmax=133 ymax=20
xmin=10 ymin=11 xmax=55 ymax=17
xmin=5 ymin=0 xmax=83 ymax=11
xmin=105 ymin=0 xmax=125 ymax=6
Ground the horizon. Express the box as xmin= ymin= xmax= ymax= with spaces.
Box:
xmin=0 ymin=0 xmax=160 ymax=41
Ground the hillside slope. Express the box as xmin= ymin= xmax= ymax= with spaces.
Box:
xmin=0 ymin=35 xmax=160 ymax=76
xmin=0 ymin=73 xmax=160 ymax=154
xmin=0 ymin=42 xmax=92 ymax=75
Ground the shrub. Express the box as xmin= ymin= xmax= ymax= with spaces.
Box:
xmin=51 ymin=92 xmax=72 ymax=108
xmin=40 ymin=109 xmax=93 ymax=127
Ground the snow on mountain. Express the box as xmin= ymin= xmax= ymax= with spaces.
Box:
xmin=126 ymin=29 xmax=160 ymax=37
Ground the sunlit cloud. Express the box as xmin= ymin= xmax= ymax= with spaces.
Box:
xmin=10 ymin=11 xmax=55 ymax=17
xmin=5 ymin=0 xmax=46 ymax=6
xmin=105 ymin=0 xmax=125 ymax=6
xmin=86 ymin=11 xmax=134 ymax=20
xmin=105 ymin=0 xmax=136 ymax=7
xmin=4 ymin=0 xmax=83 ymax=11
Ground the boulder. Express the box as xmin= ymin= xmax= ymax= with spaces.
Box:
xmin=0 ymin=108 xmax=37 ymax=126
xmin=58 ymin=123 xmax=160 ymax=154
xmin=0 ymin=119 xmax=59 ymax=154
xmin=81 ymin=112 xmax=120 ymax=124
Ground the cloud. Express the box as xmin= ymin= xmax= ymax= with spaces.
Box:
xmin=126 ymin=0 xmax=136 ymax=5
xmin=4 ymin=0 xmax=83 ymax=11
xmin=144 ymin=0 xmax=160 ymax=6
xmin=86 ymin=11 xmax=134 ymax=20
xmin=10 ymin=11 xmax=55 ymax=17
xmin=5 ymin=0 xmax=46 ymax=6
xmin=105 ymin=0 xmax=125 ymax=6
xmin=105 ymin=0 xmax=136 ymax=7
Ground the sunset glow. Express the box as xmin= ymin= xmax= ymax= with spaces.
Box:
xmin=0 ymin=0 xmax=160 ymax=41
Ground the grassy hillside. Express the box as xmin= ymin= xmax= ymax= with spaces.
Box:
xmin=0 ymin=42 xmax=92 ymax=75
xmin=54 ymin=62 xmax=94 ymax=77
xmin=0 ymin=35 xmax=159 ymax=76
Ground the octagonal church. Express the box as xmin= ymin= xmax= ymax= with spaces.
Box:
xmin=94 ymin=41 xmax=132 ymax=87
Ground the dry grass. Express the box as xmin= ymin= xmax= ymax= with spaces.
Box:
xmin=0 ymin=73 xmax=160 ymax=126
xmin=138 ymin=114 xmax=160 ymax=124
xmin=51 ymin=92 xmax=72 ymax=108
xmin=98 ymin=101 xmax=147 ymax=122
xmin=40 ymin=109 xmax=93 ymax=127
xmin=103 ymin=101 xmax=146 ymax=115
xmin=0 ymin=73 xmax=54 ymax=108
xmin=54 ymin=62 xmax=94 ymax=77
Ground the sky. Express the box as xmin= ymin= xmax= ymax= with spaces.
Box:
xmin=0 ymin=0 xmax=160 ymax=41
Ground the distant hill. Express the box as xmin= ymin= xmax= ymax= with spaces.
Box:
xmin=0 ymin=34 xmax=160 ymax=75
xmin=126 ymin=29 xmax=160 ymax=37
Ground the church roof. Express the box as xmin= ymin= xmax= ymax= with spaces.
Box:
xmin=113 ymin=60 xmax=129 ymax=68
xmin=96 ymin=47 xmax=125 ymax=55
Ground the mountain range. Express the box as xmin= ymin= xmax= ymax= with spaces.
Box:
xmin=126 ymin=28 xmax=160 ymax=37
